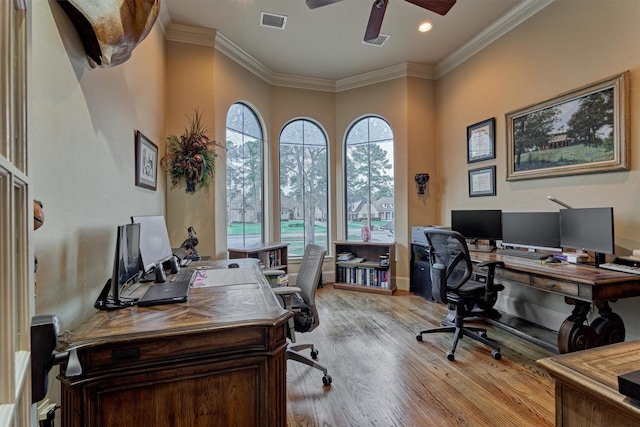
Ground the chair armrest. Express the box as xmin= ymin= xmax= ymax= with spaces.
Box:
xmin=263 ymin=269 xmax=286 ymax=277
xmin=263 ymin=270 xmax=287 ymax=288
xmin=272 ymin=286 xmax=302 ymax=297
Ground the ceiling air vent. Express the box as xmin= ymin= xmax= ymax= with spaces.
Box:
xmin=260 ymin=12 xmax=287 ymax=30
xmin=363 ymin=34 xmax=390 ymax=47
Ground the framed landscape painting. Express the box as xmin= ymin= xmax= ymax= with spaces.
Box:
xmin=506 ymin=72 xmax=629 ymax=181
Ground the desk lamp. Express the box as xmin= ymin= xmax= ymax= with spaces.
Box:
xmin=547 ymin=195 xmax=573 ymax=209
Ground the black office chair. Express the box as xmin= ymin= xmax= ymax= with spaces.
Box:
xmin=416 ymin=228 xmax=505 ymax=361
xmin=270 ymin=244 xmax=332 ymax=386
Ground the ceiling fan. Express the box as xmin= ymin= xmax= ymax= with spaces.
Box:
xmin=306 ymin=0 xmax=457 ymax=42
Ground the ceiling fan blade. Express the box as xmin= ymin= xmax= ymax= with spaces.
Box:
xmin=364 ymin=0 xmax=388 ymax=42
xmin=306 ymin=0 xmax=343 ymax=9
xmin=405 ymin=0 xmax=457 ymax=16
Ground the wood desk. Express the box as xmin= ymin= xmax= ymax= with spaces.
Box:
xmin=57 ymin=259 xmax=291 ymax=427
xmin=538 ymin=340 xmax=640 ymax=426
xmin=472 ymin=252 xmax=640 ymax=353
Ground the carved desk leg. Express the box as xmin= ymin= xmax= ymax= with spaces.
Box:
xmin=557 ymin=298 xmax=599 ymax=353
xmin=591 ymin=300 xmax=625 ymax=346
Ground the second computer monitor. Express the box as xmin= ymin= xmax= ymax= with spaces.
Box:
xmin=560 ymin=207 xmax=615 ymax=254
xmin=451 ymin=209 xmax=502 ymax=242
xmin=501 ymin=212 xmax=561 ymax=251
xmin=131 ymin=215 xmax=174 ymax=274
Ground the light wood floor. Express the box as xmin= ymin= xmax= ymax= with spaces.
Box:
xmin=286 ymin=285 xmax=556 ymax=427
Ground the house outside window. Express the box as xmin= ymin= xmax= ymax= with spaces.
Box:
xmin=345 ymin=116 xmax=394 ymax=242
xmin=226 ymin=103 xmax=264 ymax=248
xmin=279 ymin=119 xmax=328 ymax=256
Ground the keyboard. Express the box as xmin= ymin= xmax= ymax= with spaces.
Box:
xmin=599 ymin=258 xmax=640 ymax=275
xmin=172 ymin=268 xmax=196 ymax=285
xmin=496 ymin=248 xmax=550 ymax=260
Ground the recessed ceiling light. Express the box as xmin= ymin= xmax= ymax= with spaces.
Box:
xmin=419 ymin=22 xmax=432 ymax=32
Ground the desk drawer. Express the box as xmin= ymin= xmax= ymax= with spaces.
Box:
xmin=496 ymin=269 xmax=531 ymax=286
xmin=531 ymin=276 xmax=579 ymax=296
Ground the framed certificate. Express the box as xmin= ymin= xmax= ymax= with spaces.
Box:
xmin=467 ymin=118 xmax=496 ymax=163
xmin=469 ymin=166 xmax=496 ymax=197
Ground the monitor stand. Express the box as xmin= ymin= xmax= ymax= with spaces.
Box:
xmin=468 ymin=239 xmax=496 ymax=253
xmin=93 ymin=279 xmax=136 ymax=311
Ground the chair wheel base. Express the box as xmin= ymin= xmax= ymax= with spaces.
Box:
xmin=322 ymin=374 xmax=332 ymax=386
xmin=491 ymin=350 xmax=501 ymax=360
xmin=416 ymin=334 xmax=423 ymax=341
xmin=446 ymin=352 xmax=455 ymax=361
xmin=311 ymin=349 xmax=318 ymax=359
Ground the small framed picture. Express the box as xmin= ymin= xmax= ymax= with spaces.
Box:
xmin=135 ymin=130 xmax=158 ymax=191
xmin=467 ymin=118 xmax=496 ymax=163
xmin=469 ymin=165 xmax=496 ymax=197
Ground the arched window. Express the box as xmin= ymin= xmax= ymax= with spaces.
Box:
xmin=279 ymin=119 xmax=328 ymax=256
xmin=226 ymin=103 xmax=264 ymax=248
xmin=345 ymin=116 xmax=394 ymax=242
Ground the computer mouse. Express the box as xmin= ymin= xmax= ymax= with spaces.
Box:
xmin=228 ymin=262 xmax=239 ymax=268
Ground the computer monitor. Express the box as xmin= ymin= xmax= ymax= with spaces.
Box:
xmin=560 ymin=207 xmax=615 ymax=256
xmin=451 ymin=209 xmax=502 ymax=243
xmin=111 ymin=223 xmax=141 ymax=305
xmin=501 ymin=212 xmax=561 ymax=252
xmin=131 ymin=215 xmax=174 ymax=275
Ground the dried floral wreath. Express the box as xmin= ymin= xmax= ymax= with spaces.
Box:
xmin=161 ymin=109 xmax=224 ymax=193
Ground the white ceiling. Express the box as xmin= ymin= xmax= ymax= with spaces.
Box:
xmin=162 ymin=0 xmax=545 ymax=82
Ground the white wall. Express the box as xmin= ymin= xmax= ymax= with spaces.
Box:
xmin=30 ymin=2 xmax=167 ymax=330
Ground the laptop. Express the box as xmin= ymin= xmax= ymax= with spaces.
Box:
xmin=137 ymin=280 xmax=190 ymax=307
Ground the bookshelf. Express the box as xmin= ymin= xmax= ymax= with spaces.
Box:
xmin=228 ymin=242 xmax=288 ymax=272
xmin=334 ymin=241 xmax=396 ymax=295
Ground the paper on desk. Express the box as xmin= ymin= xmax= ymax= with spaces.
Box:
xmin=192 ymin=267 xmax=258 ymax=288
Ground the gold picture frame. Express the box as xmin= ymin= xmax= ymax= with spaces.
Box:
xmin=506 ymin=72 xmax=629 ymax=181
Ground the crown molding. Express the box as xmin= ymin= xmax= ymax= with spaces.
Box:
xmin=435 ymin=0 xmax=554 ymax=78
xmin=335 ymin=62 xmax=435 ymax=92
xmin=164 ymin=0 xmax=550 ymax=92
xmin=270 ymin=73 xmax=336 ymax=92
xmin=214 ymin=32 xmax=273 ymax=83
xmin=165 ymin=23 xmax=217 ymax=47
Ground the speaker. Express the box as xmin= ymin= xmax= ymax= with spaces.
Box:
xmin=154 ymin=262 xmax=166 ymax=283
xmin=169 ymin=256 xmax=179 ymax=274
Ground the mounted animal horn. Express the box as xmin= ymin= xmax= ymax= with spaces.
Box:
xmin=57 ymin=0 xmax=160 ymax=68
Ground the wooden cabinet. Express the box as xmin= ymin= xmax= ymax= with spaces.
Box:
xmin=333 ymin=241 xmax=396 ymax=295
xmin=228 ymin=242 xmax=288 ymax=272
xmin=538 ymin=340 xmax=640 ymax=426
xmin=57 ymin=259 xmax=290 ymax=427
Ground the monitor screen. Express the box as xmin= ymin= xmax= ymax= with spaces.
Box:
xmin=501 ymin=212 xmax=561 ymax=251
xmin=132 ymin=215 xmax=174 ymax=274
xmin=111 ymin=223 xmax=141 ymax=304
xmin=560 ymin=207 xmax=615 ymax=254
xmin=451 ymin=209 xmax=502 ymax=241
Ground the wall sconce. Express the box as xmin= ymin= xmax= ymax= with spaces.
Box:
xmin=415 ymin=173 xmax=430 ymax=195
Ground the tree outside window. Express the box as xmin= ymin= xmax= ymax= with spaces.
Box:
xmin=226 ymin=103 xmax=263 ymax=248
xmin=345 ymin=116 xmax=394 ymax=242
xmin=279 ymin=119 xmax=328 ymax=256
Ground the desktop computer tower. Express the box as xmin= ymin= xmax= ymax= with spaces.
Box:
xmin=410 ymin=226 xmax=442 ymax=302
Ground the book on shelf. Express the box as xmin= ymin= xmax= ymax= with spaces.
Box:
xmin=259 ymin=248 xmax=284 ymax=268
xmin=336 ymin=265 xmax=390 ymax=289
